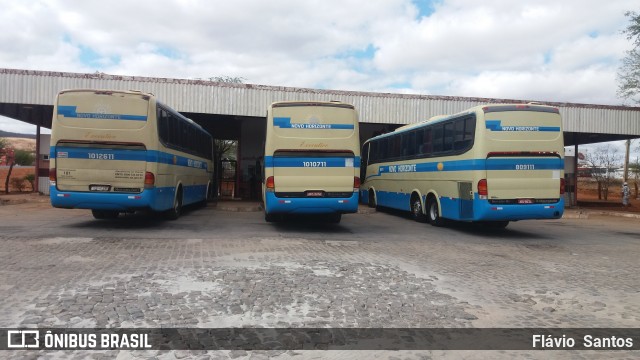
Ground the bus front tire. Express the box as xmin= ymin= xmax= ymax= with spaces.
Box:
xmin=427 ymin=197 xmax=444 ymax=227
xmin=200 ymin=183 xmax=213 ymax=208
xmin=165 ymin=188 xmax=183 ymax=220
xmin=368 ymin=190 xmax=377 ymax=208
xmin=92 ymin=210 xmax=119 ymax=219
xmin=411 ymin=195 xmax=427 ymax=223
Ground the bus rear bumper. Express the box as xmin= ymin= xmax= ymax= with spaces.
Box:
xmin=470 ymin=197 xmax=565 ymax=221
xmin=264 ymin=192 xmax=359 ymax=215
xmin=49 ymin=186 xmax=169 ymax=212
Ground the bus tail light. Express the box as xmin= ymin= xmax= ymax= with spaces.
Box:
xmin=266 ymin=176 xmax=275 ymax=191
xmin=560 ymin=178 xmax=565 ymax=195
xmin=478 ymin=179 xmax=488 ymax=198
xmin=353 ymin=176 xmax=360 ymax=190
xmin=144 ymin=172 xmax=155 ymax=189
xmin=49 ymin=168 xmax=56 ymax=185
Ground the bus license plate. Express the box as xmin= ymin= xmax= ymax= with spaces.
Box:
xmin=306 ymin=191 xmax=324 ymax=197
xmin=90 ymin=185 xmax=111 ymax=192
xmin=518 ymin=199 xmax=533 ymax=204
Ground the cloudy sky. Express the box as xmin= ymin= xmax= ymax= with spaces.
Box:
xmin=0 ymin=0 xmax=638 ymax=136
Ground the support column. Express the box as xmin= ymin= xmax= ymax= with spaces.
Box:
xmin=573 ymin=138 xmax=578 ymax=207
xmin=35 ymin=125 xmax=40 ymax=193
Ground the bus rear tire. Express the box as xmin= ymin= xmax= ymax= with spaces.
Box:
xmin=427 ymin=197 xmax=444 ymax=227
xmin=92 ymin=210 xmax=119 ymax=219
xmin=165 ymin=187 xmax=183 ymax=220
xmin=485 ymin=221 xmax=509 ymax=229
xmin=411 ymin=194 xmax=427 ymax=223
xmin=327 ymin=213 xmax=342 ymax=224
xmin=265 ymin=213 xmax=278 ymax=222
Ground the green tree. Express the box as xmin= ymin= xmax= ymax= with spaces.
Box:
xmin=24 ymin=173 xmax=35 ymax=192
xmin=14 ymin=149 xmax=35 ymax=166
xmin=617 ymin=11 xmax=640 ymax=103
xmin=1 ymin=138 xmax=14 ymax=194
xmin=629 ymin=158 xmax=640 ymax=197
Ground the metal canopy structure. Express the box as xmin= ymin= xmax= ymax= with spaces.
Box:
xmin=0 ymin=68 xmax=639 ymax=146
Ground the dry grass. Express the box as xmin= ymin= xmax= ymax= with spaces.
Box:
xmin=3 ymin=137 xmax=36 ymax=151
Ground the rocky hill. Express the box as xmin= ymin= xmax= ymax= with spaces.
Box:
xmin=0 ymin=130 xmax=36 ymax=139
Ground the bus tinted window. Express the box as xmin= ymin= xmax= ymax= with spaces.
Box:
xmin=443 ymin=122 xmax=454 ymax=152
xmin=433 ymin=125 xmax=443 ymax=153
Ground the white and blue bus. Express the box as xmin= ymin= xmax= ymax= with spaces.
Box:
xmin=262 ymin=101 xmax=361 ymax=223
xmin=50 ymin=89 xmax=213 ymax=219
xmin=360 ymin=104 xmax=565 ymax=228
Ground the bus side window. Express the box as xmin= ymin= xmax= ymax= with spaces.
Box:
xmin=454 ymin=119 xmax=465 ymax=151
xmin=361 ymin=143 xmax=369 ymax=180
xmin=464 ymin=116 xmax=475 ymax=141
xmin=423 ymin=128 xmax=432 ymax=156
xmin=443 ymin=122 xmax=454 ymax=152
xmin=415 ymin=129 xmax=424 ymax=155
xmin=370 ymin=141 xmax=377 ymax=163
xmin=380 ymin=138 xmax=388 ymax=162
xmin=158 ymin=108 xmax=169 ymax=144
xmin=169 ymin=113 xmax=179 ymax=147
xmin=391 ymin=136 xmax=400 ymax=159
xmin=405 ymin=131 xmax=416 ymax=157
xmin=432 ymin=125 xmax=443 ymax=153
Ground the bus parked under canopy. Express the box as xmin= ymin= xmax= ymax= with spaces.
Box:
xmin=360 ymin=104 xmax=565 ymax=228
xmin=49 ymin=89 xmax=214 ymax=219
xmin=262 ymin=101 xmax=361 ymax=223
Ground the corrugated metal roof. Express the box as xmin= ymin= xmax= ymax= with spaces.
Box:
xmin=2 ymin=68 xmax=640 ymax=135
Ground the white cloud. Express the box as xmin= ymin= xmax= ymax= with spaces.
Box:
xmin=435 ymin=65 xmax=621 ymax=104
xmin=0 ymin=0 xmax=636 ymax=107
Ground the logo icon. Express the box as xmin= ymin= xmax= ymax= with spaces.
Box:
xmin=7 ymin=330 xmax=39 ymax=348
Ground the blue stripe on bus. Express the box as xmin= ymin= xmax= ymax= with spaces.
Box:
xmin=264 ymin=156 xmax=361 ymax=168
xmin=57 ymin=106 xmax=147 ymax=121
xmin=365 ymin=158 xmax=563 ymax=180
xmin=485 ymin=120 xmax=560 ymax=132
xmin=273 ymin=117 xmax=354 ymax=130
xmin=50 ymin=184 xmax=207 ymax=212
xmin=367 ymin=190 xmax=564 ymax=221
xmin=51 ymin=146 xmax=209 ymax=170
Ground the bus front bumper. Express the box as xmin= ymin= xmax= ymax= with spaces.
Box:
xmin=264 ymin=192 xmax=359 ymax=215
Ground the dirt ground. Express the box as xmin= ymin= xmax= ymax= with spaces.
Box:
xmin=0 ymin=166 xmax=36 ymax=193
xmin=575 ymin=179 xmax=640 ymax=213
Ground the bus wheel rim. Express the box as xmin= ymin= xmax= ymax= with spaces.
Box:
xmin=413 ymin=199 xmax=421 ymax=217
xmin=430 ymin=202 xmax=437 ymax=220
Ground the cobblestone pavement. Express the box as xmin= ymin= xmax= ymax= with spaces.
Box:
xmin=0 ymin=202 xmax=639 ymax=359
